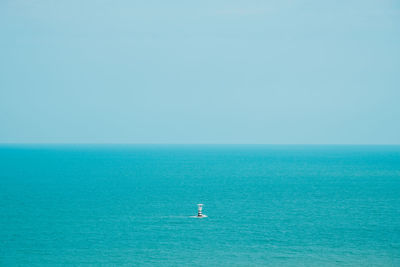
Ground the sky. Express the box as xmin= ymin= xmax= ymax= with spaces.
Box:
xmin=0 ymin=0 xmax=399 ymax=144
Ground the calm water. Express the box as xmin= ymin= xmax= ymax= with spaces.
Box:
xmin=1 ymin=145 xmax=399 ymax=266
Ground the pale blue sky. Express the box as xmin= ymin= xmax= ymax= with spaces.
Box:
xmin=1 ymin=0 xmax=399 ymax=144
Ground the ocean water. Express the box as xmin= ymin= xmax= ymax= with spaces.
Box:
xmin=0 ymin=145 xmax=399 ymax=266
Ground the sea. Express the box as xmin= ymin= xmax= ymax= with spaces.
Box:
xmin=0 ymin=145 xmax=399 ymax=266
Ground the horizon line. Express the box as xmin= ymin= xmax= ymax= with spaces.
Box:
xmin=0 ymin=143 xmax=399 ymax=146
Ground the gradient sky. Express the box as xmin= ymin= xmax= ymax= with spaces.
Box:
xmin=1 ymin=0 xmax=399 ymax=144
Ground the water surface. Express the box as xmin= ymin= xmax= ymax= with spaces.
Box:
xmin=1 ymin=145 xmax=399 ymax=266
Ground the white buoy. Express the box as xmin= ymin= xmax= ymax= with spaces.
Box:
xmin=196 ymin=203 xmax=207 ymax=218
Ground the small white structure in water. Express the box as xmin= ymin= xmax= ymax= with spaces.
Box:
xmin=196 ymin=204 xmax=207 ymax=218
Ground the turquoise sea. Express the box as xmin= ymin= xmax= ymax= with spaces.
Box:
xmin=1 ymin=145 xmax=399 ymax=266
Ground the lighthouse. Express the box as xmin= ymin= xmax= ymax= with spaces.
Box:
xmin=196 ymin=204 xmax=207 ymax=218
